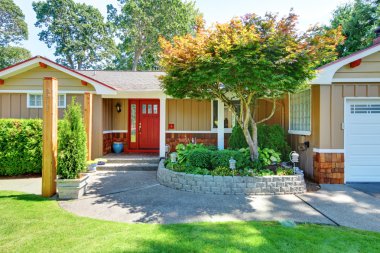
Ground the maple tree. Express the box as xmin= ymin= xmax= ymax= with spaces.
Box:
xmin=160 ymin=13 xmax=344 ymax=160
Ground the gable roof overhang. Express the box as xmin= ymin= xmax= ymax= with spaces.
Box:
xmin=312 ymin=43 xmax=380 ymax=85
xmin=0 ymin=56 xmax=117 ymax=95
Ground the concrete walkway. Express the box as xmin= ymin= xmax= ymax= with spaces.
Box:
xmin=0 ymin=177 xmax=41 ymax=195
xmin=1 ymin=172 xmax=380 ymax=232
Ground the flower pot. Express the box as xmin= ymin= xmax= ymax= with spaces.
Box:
xmin=57 ymin=174 xmax=89 ymax=200
xmin=113 ymin=142 xmax=124 ymax=154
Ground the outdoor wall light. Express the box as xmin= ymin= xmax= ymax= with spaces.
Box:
xmin=115 ymin=103 xmax=122 ymax=113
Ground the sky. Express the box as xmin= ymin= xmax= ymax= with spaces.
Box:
xmin=14 ymin=0 xmax=351 ymax=60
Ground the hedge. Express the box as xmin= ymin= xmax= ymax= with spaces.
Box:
xmin=0 ymin=119 xmax=43 ymax=176
xmin=0 ymin=119 xmax=64 ymax=176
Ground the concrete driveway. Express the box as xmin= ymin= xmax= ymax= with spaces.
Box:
xmin=59 ymin=171 xmax=331 ymax=225
xmin=348 ymin=183 xmax=380 ymax=198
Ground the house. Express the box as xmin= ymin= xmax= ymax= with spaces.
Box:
xmin=1 ymin=35 xmax=380 ymax=184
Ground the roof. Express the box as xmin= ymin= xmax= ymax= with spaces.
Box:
xmin=0 ymin=56 xmax=117 ymax=95
xmin=312 ymin=43 xmax=380 ymax=85
xmin=79 ymin=71 xmax=165 ymax=92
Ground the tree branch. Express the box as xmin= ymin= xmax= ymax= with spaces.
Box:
xmin=256 ymin=99 xmax=277 ymax=124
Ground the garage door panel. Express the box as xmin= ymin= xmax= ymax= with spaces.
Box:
xmin=345 ymin=99 xmax=380 ymax=183
xmin=348 ymin=135 xmax=380 ymax=145
xmin=347 ymin=156 xmax=380 ymax=166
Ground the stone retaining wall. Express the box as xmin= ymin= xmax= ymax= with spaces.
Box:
xmin=157 ymin=161 xmax=306 ymax=195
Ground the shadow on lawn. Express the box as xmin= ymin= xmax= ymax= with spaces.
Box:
xmin=0 ymin=192 xmax=52 ymax=202
xmin=76 ymin=171 xmax=329 ymax=225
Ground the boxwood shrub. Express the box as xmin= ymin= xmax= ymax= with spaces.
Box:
xmin=187 ymin=149 xmax=212 ymax=169
xmin=0 ymin=119 xmax=43 ymax=176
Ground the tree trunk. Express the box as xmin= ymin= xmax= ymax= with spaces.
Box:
xmin=132 ymin=48 xmax=143 ymax=71
xmin=242 ymin=125 xmax=258 ymax=161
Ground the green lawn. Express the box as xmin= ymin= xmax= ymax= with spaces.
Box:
xmin=0 ymin=191 xmax=379 ymax=253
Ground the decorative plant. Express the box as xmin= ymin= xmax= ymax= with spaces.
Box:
xmin=57 ymin=98 xmax=87 ymax=179
xmin=160 ymin=12 xmax=344 ymax=160
xmin=258 ymin=148 xmax=281 ymax=167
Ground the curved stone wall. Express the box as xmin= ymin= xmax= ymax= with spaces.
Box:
xmin=157 ymin=161 xmax=306 ymax=195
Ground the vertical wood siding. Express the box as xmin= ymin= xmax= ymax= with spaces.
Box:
xmin=102 ymin=98 xmax=129 ymax=131
xmin=0 ymin=93 xmax=84 ymax=119
xmin=166 ymin=99 xmax=211 ymax=131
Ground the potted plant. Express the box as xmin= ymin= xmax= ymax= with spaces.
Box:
xmin=56 ymin=99 xmax=89 ymax=200
xmin=86 ymin=160 xmax=97 ymax=172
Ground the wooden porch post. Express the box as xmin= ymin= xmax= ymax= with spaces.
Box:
xmin=84 ymin=92 xmax=93 ymax=160
xmin=42 ymin=77 xmax=58 ymax=197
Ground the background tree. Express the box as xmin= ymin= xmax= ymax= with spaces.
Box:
xmin=33 ymin=0 xmax=117 ymax=70
xmin=327 ymin=0 xmax=380 ymax=57
xmin=0 ymin=0 xmax=31 ymax=69
xmin=160 ymin=13 xmax=344 ymax=160
xmin=107 ymin=0 xmax=199 ymax=71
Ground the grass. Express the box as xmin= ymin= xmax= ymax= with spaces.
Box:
xmin=0 ymin=191 xmax=379 ymax=253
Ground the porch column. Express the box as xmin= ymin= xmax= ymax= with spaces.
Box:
xmin=42 ymin=77 xmax=58 ymax=197
xmin=84 ymin=92 xmax=93 ymax=160
xmin=217 ymin=99 xmax=224 ymax=150
xmin=159 ymin=97 xmax=166 ymax=157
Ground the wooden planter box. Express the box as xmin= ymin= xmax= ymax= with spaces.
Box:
xmin=57 ymin=174 xmax=89 ymax=200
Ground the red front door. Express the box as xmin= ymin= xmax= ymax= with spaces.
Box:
xmin=128 ymin=99 xmax=160 ymax=151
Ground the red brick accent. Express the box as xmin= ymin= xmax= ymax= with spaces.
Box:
xmin=166 ymin=133 xmax=218 ymax=151
xmin=103 ymin=132 xmax=128 ymax=155
xmin=313 ymin=152 xmax=344 ymax=184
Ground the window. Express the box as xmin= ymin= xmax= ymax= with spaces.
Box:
xmin=27 ymin=94 xmax=66 ymax=108
xmin=289 ymin=90 xmax=311 ymax=135
xmin=212 ymin=100 xmax=240 ymax=131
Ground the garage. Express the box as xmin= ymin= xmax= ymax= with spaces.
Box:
xmin=345 ymin=99 xmax=380 ymax=182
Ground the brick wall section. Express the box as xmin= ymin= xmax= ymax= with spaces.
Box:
xmin=158 ymin=161 xmax=306 ymax=195
xmin=103 ymin=132 xmax=128 ymax=155
xmin=313 ymin=152 xmax=344 ymax=184
xmin=166 ymin=133 xmax=231 ymax=151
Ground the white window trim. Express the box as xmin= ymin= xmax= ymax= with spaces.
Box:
xmin=288 ymin=90 xmax=312 ymax=136
xmin=27 ymin=93 xmax=67 ymax=109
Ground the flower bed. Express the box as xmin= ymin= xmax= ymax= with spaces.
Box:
xmin=158 ymin=160 xmax=306 ymax=195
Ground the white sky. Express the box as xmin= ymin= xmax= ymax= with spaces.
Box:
xmin=14 ymin=0 xmax=351 ymax=60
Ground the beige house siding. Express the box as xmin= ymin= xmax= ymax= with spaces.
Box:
xmin=318 ymin=83 xmax=380 ymax=149
xmin=334 ymin=51 xmax=380 ymax=79
xmin=0 ymin=93 xmax=84 ymax=119
xmin=0 ymin=66 xmax=95 ymax=92
xmin=102 ymin=98 xmax=129 ymax=131
xmin=166 ymin=99 xmax=211 ymax=131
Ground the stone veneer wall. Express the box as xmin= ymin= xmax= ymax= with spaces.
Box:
xmin=313 ymin=152 xmax=344 ymax=184
xmin=157 ymin=161 xmax=306 ymax=195
xmin=103 ymin=132 xmax=128 ymax=155
xmin=166 ymin=133 xmax=231 ymax=151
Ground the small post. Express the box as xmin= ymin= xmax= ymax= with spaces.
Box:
xmin=84 ymin=92 xmax=93 ymax=160
xmin=42 ymin=77 xmax=58 ymax=197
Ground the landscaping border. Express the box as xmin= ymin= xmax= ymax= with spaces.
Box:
xmin=157 ymin=160 xmax=306 ymax=195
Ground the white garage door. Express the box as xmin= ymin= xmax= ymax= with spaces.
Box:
xmin=345 ymin=99 xmax=380 ymax=182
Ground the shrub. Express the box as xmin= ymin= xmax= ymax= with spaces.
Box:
xmin=210 ymin=149 xmax=251 ymax=170
xmin=228 ymin=124 xmax=248 ymax=149
xmin=0 ymin=119 xmax=43 ymax=176
xmin=276 ymin=167 xmax=294 ymax=176
xmin=211 ymin=166 xmax=232 ymax=176
xmin=258 ymin=147 xmax=281 ymax=166
xmin=175 ymin=143 xmax=207 ymax=164
xmin=187 ymin=149 xmax=212 ymax=169
xmin=257 ymin=124 xmax=291 ymax=161
xmin=58 ymin=98 xmax=87 ymax=179
xmin=229 ymin=124 xmax=291 ymax=160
